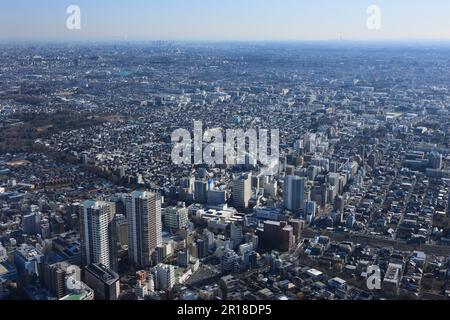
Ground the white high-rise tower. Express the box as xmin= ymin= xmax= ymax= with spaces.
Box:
xmin=126 ymin=191 xmax=162 ymax=267
xmin=81 ymin=200 xmax=117 ymax=270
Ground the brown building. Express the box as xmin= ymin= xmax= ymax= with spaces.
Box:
xmin=288 ymin=219 xmax=305 ymax=242
xmin=258 ymin=221 xmax=294 ymax=252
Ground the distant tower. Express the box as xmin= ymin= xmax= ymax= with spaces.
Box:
xmin=126 ymin=191 xmax=162 ymax=268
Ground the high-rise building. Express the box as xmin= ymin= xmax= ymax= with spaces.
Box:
xmin=126 ymin=191 xmax=162 ymax=268
xmin=230 ymin=222 xmax=243 ymax=249
xmin=66 ymin=202 xmax=82 ymax=232
xmin=334 ymin=195 xmax=345 ymax=213
xmin=22 ymin=212 xmax=41 ymax=235
xmin=194 ymin=180 xmax=208 ymax=204
xmin=221 ymin=249 xmax=240 ymax=275
xmin=258 ymin=221 xmax=294 ymax=252
xmin=196 ymin=238 xmax=208 ymax=259
xmin=346 ymin=214 xmax=356 ymax=228
xmin=232 ymin=173 xmax=252 ymax=210
xmin=40 ymin=220 xmax=51 ymax=239
xmin=305 ymin=200 xmax=317 ymax=224
xmin=428 ymin=152 xmax=443 ymax=169
xmin=84 ymin=263 xmax=120 ymax=300
xmin=80 ymin=200 xmax=117 ymax=271
xmin=13 ymin=244 xmax=43 ymax=279
xmin=288 ymin=219 xmax=305 ymax=243
xmin=154 ymin=263 xmax=175 ymax=291
xmin=207 ymin=189 xmax=227 ymax=205
xmin=177 ymin=250 xmax=190 ymax=268
xmin=307 ymin=165 xmax=319 ymax=181
xmin=116 ymin=214 xmax=128 ymax=246
xmin=180 ymin=177 xmax=195 ymax=191
xmin=163 ymin=203 xmax=188 ymax=231
xmin=42 ymin=261 xmax=70 ymax=300
xmin=328 ymin=172 xmax=343 ymax=195
xmin=283 ymin=175 xmax=306 ymax=212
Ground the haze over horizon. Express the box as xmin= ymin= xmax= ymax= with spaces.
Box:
xmin=1 ymin=0 xmax=450 ymax=42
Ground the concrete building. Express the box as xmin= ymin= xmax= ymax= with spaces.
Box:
xmin=194 ymin=180 xmax=208 ymax=204
xmin=163 ymin=203 xmax=188 ymax=231
xmin=126 ymin=191 xmax=162 ymax=267
xmin=154 ymin=263 xmax=175 ymax=291
xmin=22 ymin=212 xmax=41 ymax=235
xmin=84 ymin=263 xmax=120 ymax=300
xmin=81 ymin=200 xmax=117 ymax=271
xmin=230 ymin=222 xmax=243 ymax=249
xmin=116 ymin=214 xmax=128 ymax=246
xmin=207 ymin=189 xmax=227 ymax=206
xmin=283 ymin=175 xmax=306 ymax=213
xmin=258 ymin=221 xmax=294 ymax=252
xmin=232 ymin=173 xmax=252 ymax=210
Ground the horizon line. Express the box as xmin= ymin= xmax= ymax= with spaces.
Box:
xmin=2 ymin=37 xmax=450 ymax=45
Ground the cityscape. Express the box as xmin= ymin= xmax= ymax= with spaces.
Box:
xmin=0 ymin=2 xmax=450 ymax=304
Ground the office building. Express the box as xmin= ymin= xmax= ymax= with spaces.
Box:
xmin=177 ymin=250 xmax=190 ymax=268
xmin=258 ymin=221 xmax=294 ymax=252
xmin=22 ymin=212 xmax=41 ymax=235
xmin=305 ymin=200 xmax=317 ymax=224
xmin=283 ymin=175 xmax=306 ymax=212
xmin=13 ymin=244 xmax=43 ymax=278
xmin=428 ymin=152 xmax=443 ymax=169
xmin=207 ymin=189 xmax=227 ymax=206
xmin=232 ymin=173 xmax=252 ymax=210
xmin=42 ymin=261 xmax=71 ymax=300
xmin=230 ymin=222 xmax=243 ymax=249
xmin=334 ymin=195 xmax=345 ymax=213
xmin=154 ymin=263 xmax=175 ymax=291
xmin=163 ymin=203 xmax=188 ymax=231
xmin=194 ymin=181 xmax=208 ymax=204
xmin=84 ymin=263 xmax=120 ymax=300
xmin=221 ymin=249 xmax=240 ymax=274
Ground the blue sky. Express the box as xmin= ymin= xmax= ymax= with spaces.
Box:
xmin=1 ymin=0 xmax=450 ymax=41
